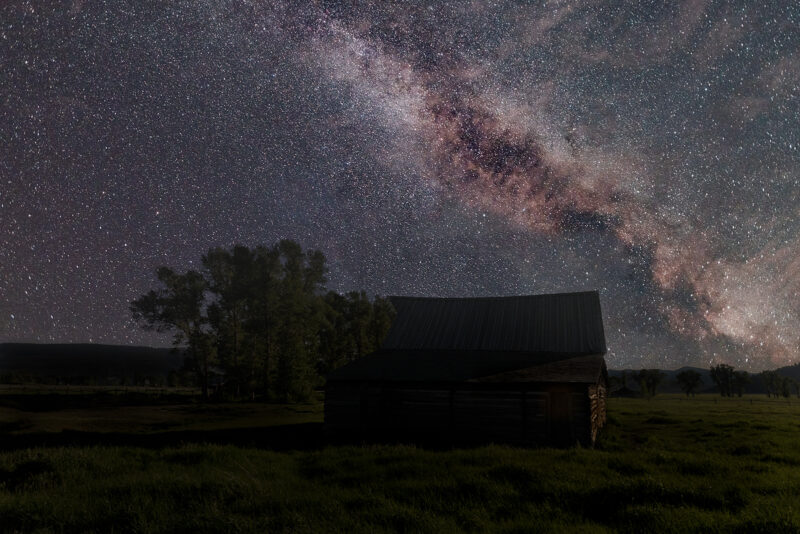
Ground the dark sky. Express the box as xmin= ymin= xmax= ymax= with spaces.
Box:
xmin=1 ymin=1 xmax=798 ymax=369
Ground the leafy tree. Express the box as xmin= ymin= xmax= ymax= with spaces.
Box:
xmin=759 ymin=370 xmax=793 ymax=398
xmin=342 ymin=291 xmax=374 ymax=363
xmin=778 ymin=375 xmax=792 ymax=398
xmin=760 ymin=370 xmax=779 ymax=397
xmin=272 ymin=240 xmax=329 ymax=402
xmin=709 ymin=364 xmax=735 ymax=397
xmin=732 ymin=371 xmax=751 ymax=397
xmin=318 ymin=291 xmax=396 ymax=376
xmin=607 ymin=375 xmax=622 ymax=392
xmin=676 ymin=369 xmax=703 ymax=397
xmin=130 ymin=268 xmax=215 ymax=399
xmin=203 ymin=245 xmax=256 ymax=398
xmin=634 ymin=369 xmax=665 ymax=399
xmin=369 ymin=296 xmax=395 ymax=350
xmin=319 ymin=292 xmax=357 ymax=374
xmin=249 ymin=245 xmax=283 ymax=397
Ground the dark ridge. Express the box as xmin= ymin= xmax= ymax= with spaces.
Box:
xmin=0 ymin=343 xmax=183 ymax=381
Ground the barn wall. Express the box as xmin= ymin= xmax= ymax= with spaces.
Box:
xmin=324 ymin=383 xmax=362 ymax=430
xmin=383 ymin=387 xmax=451 ymax=432
xmin=452 ymin=389 xmax=525 ymax=443
xmin=568 ymin=388 xmax=590 ymax=445
xmin=325 ymin=382 xmax=600 ymax=446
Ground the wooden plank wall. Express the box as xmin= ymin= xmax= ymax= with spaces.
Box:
xmin=383 ymin=388 xmax=451 ymax=431
xmin=325 ymin=383 xmax=599 ymax=446
xmin=587 ymin=383 xmax=607 ymax=443
xmin=569 ymin=391 xmax=590 ymax=445
xmin=452 ymin=390 xmax=525 ymax=442
xmin=324 ymin=383 xmax=362 ymax=429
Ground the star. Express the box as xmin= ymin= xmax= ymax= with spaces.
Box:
xmin=1 ymin=1 xmax=798 ymax=370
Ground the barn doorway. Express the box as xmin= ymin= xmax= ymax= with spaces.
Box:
xmin=550 ymin=391 xmax=572 ymax=446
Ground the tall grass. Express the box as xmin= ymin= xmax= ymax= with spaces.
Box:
xmin=2 ymin=395 xmax=800 ymax=533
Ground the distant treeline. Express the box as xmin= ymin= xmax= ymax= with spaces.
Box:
xmin=0 ymin=344 xmax=183 ymax=387
xmin=610 ymin=364 xmax=800 ymax=399
xmin=0 ymin=372 xmax=174 ymax=388
xmin=131 ymin=240 xmax=394 ymax=401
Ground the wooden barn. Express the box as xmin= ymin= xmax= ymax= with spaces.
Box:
xmin=325 ymin=291 xmax=608 ymax=447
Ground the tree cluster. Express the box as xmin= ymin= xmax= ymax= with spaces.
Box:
xmin=634 ymin=369 xmax=665 ymax=399
xmin=131 ymin=241 xmax=394 ymax=401
xmin=708 ymin=364 xmax=751 ymax=397
xmin=760 ymin=370 xmax=799 ymax=398
xmin=710 ymin=363 xmax=750 ymax=397
xmin=675 ymin=369 xmax=703 ymax=397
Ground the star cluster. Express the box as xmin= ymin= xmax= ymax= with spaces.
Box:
xmin=1 ymin=1 xmax=798 ymax=369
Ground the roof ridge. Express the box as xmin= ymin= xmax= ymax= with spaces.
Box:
xmin=388 ymin=290 xmax=600 ymax=301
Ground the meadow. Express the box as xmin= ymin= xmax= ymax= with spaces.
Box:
xmin=2 ymin=393 xmax=800 ymax=533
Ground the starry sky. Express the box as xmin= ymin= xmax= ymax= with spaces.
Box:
xmin=1 ymin=1 xmax=798 ymax=370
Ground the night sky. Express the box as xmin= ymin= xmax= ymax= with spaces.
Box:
xmin=2 ymin=1 xmax=798 ymax=370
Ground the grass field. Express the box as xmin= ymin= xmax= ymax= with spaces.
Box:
xmin=2 ymin=394 xmax=800 ymax=533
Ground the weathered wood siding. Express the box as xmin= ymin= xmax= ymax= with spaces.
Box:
xmin=324 ymin=383 xmax=362 ymax=430
xmin=326 ymin=381 xmax=605 ymax=446
xmin=384 ymin=388 xmax=452 ymax=431
xmin=453 ymin=389 xmax=525 ymax=442
xmin=569 ymin=389 xmax=590 ymax=445
xmin=588 ymin=383 xmax=607 ymax=443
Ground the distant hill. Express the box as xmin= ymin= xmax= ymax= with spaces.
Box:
xmin=776 ymin=362 xmax=800 ymax=382
xmin=0 ymin=343 xmax=184 ymax=384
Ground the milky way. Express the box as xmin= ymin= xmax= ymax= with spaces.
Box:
xmin=1 ymin=1 xmax=798 ymax=369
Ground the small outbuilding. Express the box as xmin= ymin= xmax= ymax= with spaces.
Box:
xmin=325 ymin=291 xmax=608 ymax=447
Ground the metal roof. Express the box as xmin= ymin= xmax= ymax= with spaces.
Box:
xmin=382 ymin=291 xmax=606 ymax=354
xmin=327 ymin=292 xmax=607 ymax=383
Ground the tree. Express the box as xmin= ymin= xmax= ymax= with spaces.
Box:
xmin=203 ymin=245 xmax=257 ymax=398
xmin=342 ymin=291 xmax=374 ymax=363
xmin=318 ymin=291 xmax=396 ymax=376
xmin=369 ymin=296 xmax=395 ymax=350
xmin=273 ymin=239 xmax=328 ymax=402
xmin=318 ymin=291 xmax=357 ymax=374
xmin=634 ymin=369 xmax=665 ymax=399
xmin=607 ymin=375 xmax=622 ymax=392
xmin=250 ymin=245 xmax=283 ymax=398
xmin=676 ymin=369 xmax=703 ymax=397
xmin=130 ymin=268 xmax=215 ymax=399
xmin=778 ymin=375 xmax=792 ymax=398
xmin=759 ymin=370 xmax=792 ymax=398
xmin=732 ymin=371 xmax=751 ymax=397
xmin=709 ymin=364 xmax=735 ymax=397
xmin=760 ymin=370 xmax=779 ymax=397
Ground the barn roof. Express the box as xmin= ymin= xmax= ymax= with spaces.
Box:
xmin=382 ymin=291 xmax=606 ymax=354
xmin=327 ymin=291 xmax=607 ymax=383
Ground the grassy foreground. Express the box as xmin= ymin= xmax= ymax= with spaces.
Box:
xmin=2 ymin=395 xmax=800 ymax=533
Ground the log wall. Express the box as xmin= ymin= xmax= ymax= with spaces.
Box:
xmin=587 ymin=383 xmax=607 ymax=443
xmin=325 ymin=381 xmax=605 ymax=446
